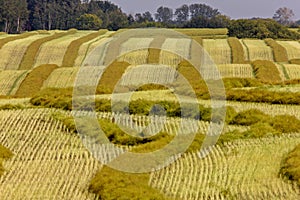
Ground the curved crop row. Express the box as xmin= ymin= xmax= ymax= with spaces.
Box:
xmin=0 ymin=32 xmax=37 ymax=50
xmin=0 ymin=70 xmax=29 ymax=96
xmin=19 ymin=29 xmax=77 ymax=70
xmin=33 ymin=31 xmax=94 ymax=68
xmin=203 ymin=39 xmax=232 ymax=64
xmin=62 ymin=30 xmax=107 ymax=67
xmin=227 ymin=37 xmax=246 ymax=64
xmin=15 ymin=64 xmax=58 ymax=97
xmin=265 ymin=38 xmax=289 ymax=62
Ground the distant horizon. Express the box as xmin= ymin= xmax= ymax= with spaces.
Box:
xmin=110 ymin=0 xmax=300 ymax=20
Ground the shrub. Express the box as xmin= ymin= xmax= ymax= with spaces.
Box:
xmin=264 ymin=38 xmax=288 ymax=62
xmin=16 ymin=64 xmax=59 ymax=97
xmin=89 ymin=166 xmax=167 ymax=200
xmin=230 ymin=109 xmax=268 ymax=126
xmin=244 ymin=122 xmax=280 ymax=138
xmin=269 ymin=115 xmax=300 ymax=133
xmin=226 ymin=89 xmax=300 ymax=105
xmin=227 ymin=37 xmax=246 ymax=63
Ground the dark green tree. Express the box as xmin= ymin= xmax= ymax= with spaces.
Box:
xmin=175 ymin=4 xmax=189 ymax=24
xmin=155 ymin=6 xmax=173 ymax=23
xmin=76 ymin=13 xmax=102 ymax=30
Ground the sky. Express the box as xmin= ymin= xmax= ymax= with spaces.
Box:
xmin=110 ymin=0 xmax=300 ymax=20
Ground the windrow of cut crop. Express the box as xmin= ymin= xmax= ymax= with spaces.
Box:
xmin=97 ymin=61 xmax=131 ymax=94
xmin=290 ymin=59 xmax=300 ymax=64
xmin=0 ymin=34 xmax=51 ymax=70
xmin=252 ymin=60 xmax=282 ymax=83
xmin=264 ymin=38 xmax=288 ymax=62
xmin=227 ymin=37 xmax=246 ymax=64
xmin=19 ymin=29 xmax=77 ymax=70
xmin=0 ymin=32 xmax=37 ymax=50
xmin=175 ymin=28 xmax=228 ymax=38
xmin=61 ymin=30 xmax=107 ymax=67
xmin=15 ymin=64 xmax=58 ymax=97
xmin=147 ymin=36 xmax=166 ymax=64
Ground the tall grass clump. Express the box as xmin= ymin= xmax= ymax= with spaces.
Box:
xmin=61 ymin=30 xmax=107 ymax=67
xmin=228 ymin=37 xmax=246 ymax=63
xmin=264 ymin=38 xmax=288 ymax=62
xmin=0 ymin=32 xmax=37 ymax=50
xmin=0 ymin=144 xmax=13 ymax=176
xmin=16 ymin=64 xmax=58 ymax=97
xmin=89 ymin=166 xmax=167 ymax=200
xmin=19 ymin=29 xmax=77 ymax=70
xmin=252 ymin=60 xmax=282 ymax=83
xmin=280 ymin=144 xmax=300 ymax=187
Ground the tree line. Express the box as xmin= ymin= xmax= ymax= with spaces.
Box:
xmin=0 ymin=0 xmax=299 ymax=39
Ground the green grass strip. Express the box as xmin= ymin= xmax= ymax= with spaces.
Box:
xmin=228 ymin=37 xmax=246 ymax=64
xmin=19 ymin=29 xmax=77 ymax=70
xmin=0 ymin=32 xmax=37 ymax=50
xmin=61 ymin=30 xmax=107 ymax=67
xmin=16 ymin=64 xmax=58 ymax=97
xmin=264 ymin=38 xmax=288 ymax=62
xmin=252 ymin=60 xmax=282 ymax=83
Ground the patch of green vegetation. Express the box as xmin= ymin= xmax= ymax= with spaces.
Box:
xmin=89 ymin=166 xmax=168 ymax=200
xmin=226 ymin=89 xmax=300 ymax=105
xmin=280 ymin=144 xmax=300 ymax=187
xmin=0 ymin=144 xmax=13 ymax=177
xmin=223 ymin=78 xmax=262 ymax=89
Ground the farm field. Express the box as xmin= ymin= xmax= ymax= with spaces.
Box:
xmin=0 ymin=28 xmax=300 ymax=199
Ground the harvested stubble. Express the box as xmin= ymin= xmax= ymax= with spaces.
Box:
xmin=218 ymin=64 xmax=254 ymax=78
xmin=203 ymin=39 xmax=232 ymax=64
xmin=43 ymin=67 xmax=80 ymax=89
xmin=74 ymin=31 xmax=113 ymax=67
xmin=283 ymin=64 xmax=300 ymax=80
xmin=277 ymin=41 xmax=300 ymax=60
xmin=242 ymin=39 xmax=274 ymax=61
xmin=0 ymin=70 xmax=29 ymax=95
